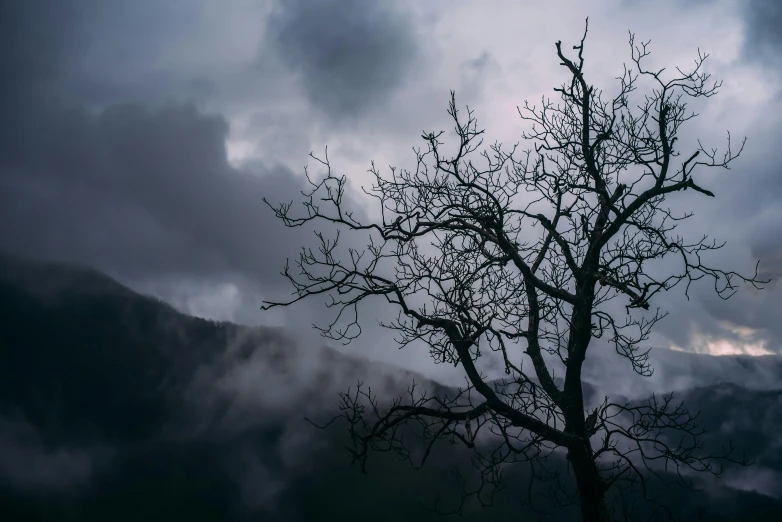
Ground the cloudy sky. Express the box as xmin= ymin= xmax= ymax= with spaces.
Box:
xmin=1 ymin=0 xmax=780 ymax=385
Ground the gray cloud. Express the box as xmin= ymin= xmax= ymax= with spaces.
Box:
xmin=173 ymin=324 xmax=438 ymax=508
xmin=264 ymin=0 xmax=421 ymax=121
xmin=0 ymin=100 xmax=315 ymax=291
xmin=0 ymin=0 xmax=454 ymax=378
xmin=740 ymin=0 xmax=782 ymax=60
xmin=673 ymin=92 xmax=782 ymax=355
xmin=0 ymin=0 xmax=330 ymax=305
xmin=0 ymin=0 xmax=220 ymax=110
xmin=178 ymin=325 xmax=437 ymax=438
xmin=0 ymin=1 xmax=81 ymax=95
xmin=663 ymin=0 xmax=782 ymax=69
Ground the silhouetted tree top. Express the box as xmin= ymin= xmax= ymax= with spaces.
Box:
xmin=263 ymin=20 xmax=766 ymax=522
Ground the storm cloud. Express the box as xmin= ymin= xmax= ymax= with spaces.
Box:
xmin=264 ymin=0 xmax=421 ymax=121
xmin=0 ymin=100 xmax=307 ymax=284
xmin=0 ymin=0 xmax=343 ymax=330
xmin=740 ymin=0 xmax=782 ymax=62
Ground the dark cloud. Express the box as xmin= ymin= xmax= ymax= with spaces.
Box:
xmin=0 ymin=1 xmax=81 ymax=95
xmin=0 ymin=0 xmax=412 ymax=359
xmin=264 ymin=0 xmax=420 ymax=120
xmin=740 ymin=0 xmax=782 ymax=60
xmin=657 ymin=0 xmax=781 ymax=69
xmin=0 ymin=99 xmax=315 ymax=290
xmin=0 ymin=0 xmax=221 ymax=110
xmin=0 ymin=0 xmax=329 ymax=299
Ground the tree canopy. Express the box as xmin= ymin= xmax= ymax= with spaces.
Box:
xmin=264 ymin=21 xmax=766 ymax=522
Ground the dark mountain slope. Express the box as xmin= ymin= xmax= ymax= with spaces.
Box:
xmin=0 ymin=253 xmax=547 ymax=521
xmin=0 ymin=253 xmax=780 ymax=521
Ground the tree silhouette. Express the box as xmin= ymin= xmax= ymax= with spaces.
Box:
xmin=263 ymin=21 xmax=766 ymax=522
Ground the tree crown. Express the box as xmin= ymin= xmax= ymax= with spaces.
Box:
xmin=264 ymin=22 xmax=765 ymax=520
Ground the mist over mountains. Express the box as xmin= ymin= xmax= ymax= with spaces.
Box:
xmin=1 ymin=252 xmax=781 ymax=521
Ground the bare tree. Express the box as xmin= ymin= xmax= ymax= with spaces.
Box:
xmin=263 ymin=22 xmax=766 ymax=522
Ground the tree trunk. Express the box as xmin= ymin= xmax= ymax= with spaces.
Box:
xmin=569 ymin=445 xmax=609 ymax=522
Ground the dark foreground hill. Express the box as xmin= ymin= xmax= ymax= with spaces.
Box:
xmin=1 ymin=252 xmax=780 ymax=521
